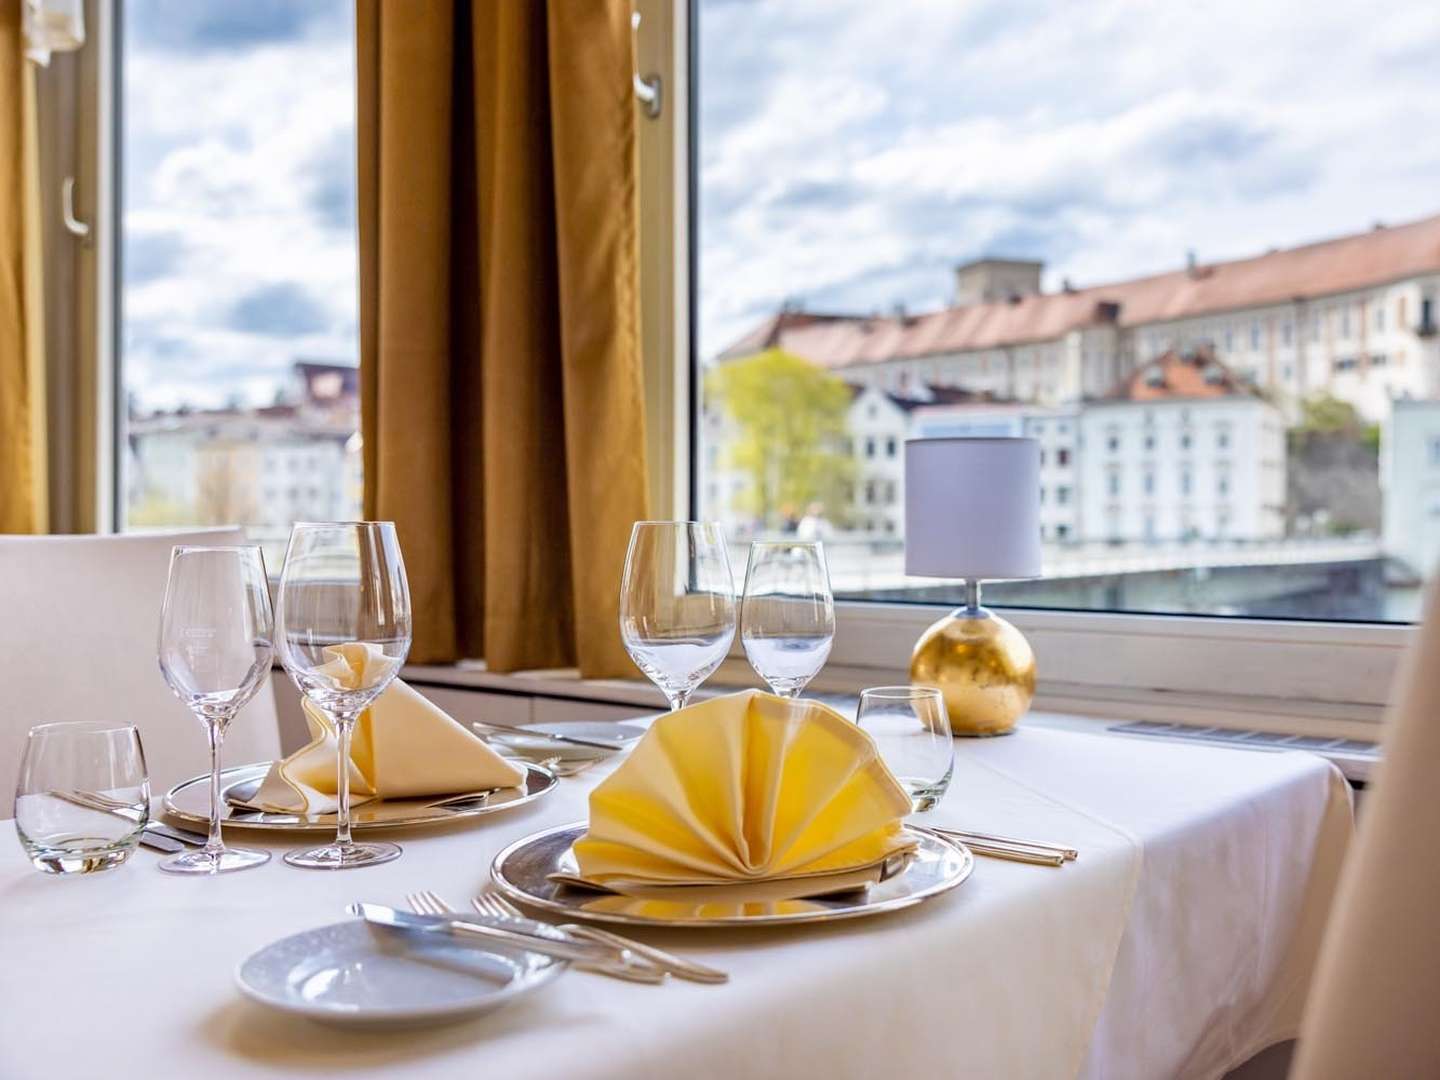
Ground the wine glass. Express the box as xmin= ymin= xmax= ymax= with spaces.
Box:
xmin=156 ymin=545 xmax=274 ymax=874
xmin=275 ymin=522 xmax=412 ymax=870
xmin=856 ymin=686 xmax=954 ymax=812
xmin=619 ymin=521 xmax=736 ymax=711
xmin=741 ymin=540 xmax=835 ymax=697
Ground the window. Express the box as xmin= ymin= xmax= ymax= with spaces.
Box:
xmin=119 ymin=1 xmax=359 ymax=564
xmin=886 ymin=437 xmax=897 ymax=458
xmin=1429 ymin=438 xmax=1440 ymax=468
xmin=1375 ymin=304 xmax=1385 ymax=332
xmin=1143 ymin=470 xmax=1154 ymax=496
xmin=690 ymin=0 xmax=1426 ymax=674
xmin=1180 ymin=468 xmax=1192 ymax=496
xmin=865 ymin=437 xmax=876 ymax=459
xmin=1056 ymin=485 xmax=1071 ymax=506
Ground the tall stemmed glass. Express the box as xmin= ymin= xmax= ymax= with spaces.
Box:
xmin=275 ymin=522 xmax=412 ymax=870
xmin=156 ymin=546 xmax=274 ymax=874
xmin=620 ymin=522 xmax=736 ymax=711
xmin=741 ymin=540 xmax=835 ymax=697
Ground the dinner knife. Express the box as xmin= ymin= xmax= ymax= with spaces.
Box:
xmin=348 ymin=902 xmax=623 ymax=965
xmin=470 ymin=721 xmax=630 ymax=752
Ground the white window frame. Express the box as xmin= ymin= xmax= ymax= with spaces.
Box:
xmin=644 ymin=0 xmax=1415 ymax=736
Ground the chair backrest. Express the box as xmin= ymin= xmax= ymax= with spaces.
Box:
xmin=0 ymin=529 xmax=282 ymax=817
xmin=1291 ymin=573 xmax=1440 ymax=1077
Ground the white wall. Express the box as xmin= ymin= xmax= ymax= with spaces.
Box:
xmin=1080 ymin=397 xmax=1285 ymax=543
xmin=1382 ymin=400 xmax=1440 ymax=578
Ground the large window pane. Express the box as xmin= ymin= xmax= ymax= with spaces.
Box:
xmin=120 ymin=1 xmax=359 ymax=564
xmin=697 ymin=0 xmax=1440 ymax=622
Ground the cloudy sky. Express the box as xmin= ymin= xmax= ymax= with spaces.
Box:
xmin=698 ymin=0 xmax=1440 ymax=358
xmin=123 ymin=0 xmax=1440 ymax=406
xmin=122 ymin=0 xmax=356 ymax=410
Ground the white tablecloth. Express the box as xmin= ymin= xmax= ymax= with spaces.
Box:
xmin=0 ymin=726 xmax=1351 ymax=1080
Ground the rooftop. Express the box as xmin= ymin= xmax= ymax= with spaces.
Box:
xmin=719 ymin=212 xmax=1440 ymax=369
xmin=1105 ymin=347 xmax=1258 ymax=403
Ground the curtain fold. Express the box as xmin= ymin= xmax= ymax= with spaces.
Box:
xmin=0 ymin=0 xmax=48 ymax=534
xmin=357 ymin=0 xmax=648 ymax=676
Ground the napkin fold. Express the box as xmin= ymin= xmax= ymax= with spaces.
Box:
xmin=245 ymin=646 xmax=525 ymax=813
xmin=570 ymin=690 xmax=916 ymax=895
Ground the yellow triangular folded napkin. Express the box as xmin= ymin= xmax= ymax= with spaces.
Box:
xmin=246 ymin=646 xmax=525 ymax=813
xmin=568 ymin=690 xmax=916 ymax=896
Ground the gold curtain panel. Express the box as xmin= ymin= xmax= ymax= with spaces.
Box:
xmin=356 ymin=0 xmax=648 ymax=675
xmin=0 ymin=0 xmax=48 ymax=534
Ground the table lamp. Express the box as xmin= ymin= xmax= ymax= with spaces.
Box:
xmin=905 ymin=437 xmax=1041 ymax=736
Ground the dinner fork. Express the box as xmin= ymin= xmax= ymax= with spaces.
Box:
xmin=473 ymin=892 xmax=728 ymax=985
xmin=406 ymin=890 xmax=667 ymax=985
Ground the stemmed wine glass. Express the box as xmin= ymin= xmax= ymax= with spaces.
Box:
xmin=619 ymin=521 xmax=736 ymax=711
xmin=741 ymin=540 xmax=835 ymax=697
xmin=275 ymin=522 xmax=412 ymax=870
xmin=156 ymin=545 xmax=275 ymax=874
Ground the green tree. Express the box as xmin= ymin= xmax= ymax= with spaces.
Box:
xmin=705 ymin=348 xmax=854 ymax=529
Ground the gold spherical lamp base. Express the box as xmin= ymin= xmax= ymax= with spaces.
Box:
xmin=910 ymin=604 xmax=1036 ymax=737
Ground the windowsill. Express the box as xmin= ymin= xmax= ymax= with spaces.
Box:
xmin=399 ymin=660 xmax=1379 ymax=783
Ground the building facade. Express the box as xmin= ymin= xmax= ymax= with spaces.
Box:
xmin=719 ymin=214 xmax=1440 ymax=424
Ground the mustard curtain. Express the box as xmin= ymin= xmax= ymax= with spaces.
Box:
xmin=356 ymin=0 xmax=648 ymax=675
xmin=0 ymin=0 xmax=47 ymax=534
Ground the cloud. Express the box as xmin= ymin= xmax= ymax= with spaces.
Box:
xmin=227 ymin=283 xmax=330 ymax=337
xmin=696 ymin=0 xmax=1440 ymax=359
xmin=125 ymin=0 xmax=345 ymax=53
xmin=305 ymin=131 xmax=358 ymax=232
xmin=123 ymin=229 xmax=187 ymax=285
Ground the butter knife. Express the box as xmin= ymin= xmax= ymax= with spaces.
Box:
xmin=470 ymin=721 xmax=629 ymax=752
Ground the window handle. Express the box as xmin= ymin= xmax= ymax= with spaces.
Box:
xmin=631 ymin=10 xmax=662 ymax=120
xmin=62 ymin=176 xmax=92 ymax=245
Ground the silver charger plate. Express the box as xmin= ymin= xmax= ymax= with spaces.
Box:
xmin=235 ymin=919 xmax=567 ymax=1029
xmin=490 ymin=821 xmax=974 ymax=928
xmin=163 ymin=761 xmax=556 ymax=833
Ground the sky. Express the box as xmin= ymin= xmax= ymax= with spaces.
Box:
xmin=122 ymin=0 xmax=1440 ymax=407
xmin=697 ymin=0 xmax=1440 ymax=359
xmin=122 ymin=0 xmax=356 ymax=410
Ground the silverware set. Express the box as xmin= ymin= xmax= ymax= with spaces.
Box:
xmin=395 ymin=890 xmax=728 ymax=985
xmin=931 ymin=826 xmax=1078 ymax=868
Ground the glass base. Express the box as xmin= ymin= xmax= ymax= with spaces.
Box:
xmin=159 ymin=846 xmax=271 ymax=875
xmin=26 ymin=838 xmax=136 ymax=875
xmin=284 ymin=840 xmax=402 ymax=870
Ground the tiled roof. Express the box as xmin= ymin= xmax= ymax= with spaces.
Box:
xmin=718 ymin=212 xmax=1440 ymax=368
xmin=1105 ymin=348 xmax=1255 ymax=403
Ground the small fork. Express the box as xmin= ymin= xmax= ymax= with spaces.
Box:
xmin=474 ymin=892 xmax=728 ymax=985
xmin=406 ymin=890 xmax=666 ymax=984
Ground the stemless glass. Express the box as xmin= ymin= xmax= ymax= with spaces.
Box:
xmin=14 ymin=722 xmax=150 ymax=875
xmin=741 ymin=540 xmax=835 ymax=697
xmin=275 ymin=522 xmax=412 ymax=869
xmin=856 ymin=686 xmax=954 ymax=812
xmin=157 ymin=545 xmax=275 ymax=874
xmin=619 ymin=521 xmax=736 ymax=711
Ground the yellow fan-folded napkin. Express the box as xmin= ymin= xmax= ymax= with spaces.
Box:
xmin=246 ymin=645 xmax=524 ymax=813
xmin=569 ymin=690 xmax=916 ymax=896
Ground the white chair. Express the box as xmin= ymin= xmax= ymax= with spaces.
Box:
xmin=1291 ymin=571 xmax=1440 ymax=1076
xmin=0 ymin=529 xmax=282 ymax=816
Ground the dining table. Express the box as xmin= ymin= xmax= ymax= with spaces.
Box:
xmin=0 ymin=717 xmax=1352 ymax=1080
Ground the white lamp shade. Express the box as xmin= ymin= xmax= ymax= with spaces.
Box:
xmin=905 ymin=437 xmax=1042 ymax=580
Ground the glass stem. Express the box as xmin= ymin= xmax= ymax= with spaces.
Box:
xmin=204 ymin=718 xmax=227 ymax=856
xmin=334 ymin=712 xmax=355 ymax=849
xmin=669 ymin=690 xmax=692 ymax=712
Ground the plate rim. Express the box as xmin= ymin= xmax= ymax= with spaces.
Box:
xmin=163 ymin=760 xmax=557 ymax=833
xmin=233 ymin=918 xmax=567 ymax=1024
xmin=489 ymin=821 xmax=974 ymax=929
